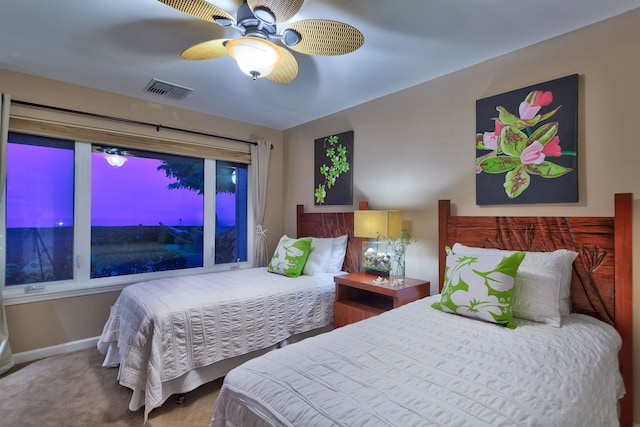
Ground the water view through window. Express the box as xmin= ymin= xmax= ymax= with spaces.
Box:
xmin=5 ymin=133 xmax=75 ymax=285
xmin=5 ymin=131 xmax=249 ymax=287
xmin=90 ymin=148 xmax=205 ymax=278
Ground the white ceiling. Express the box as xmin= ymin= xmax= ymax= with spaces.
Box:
xmin=1 ymin=0 xmax=639 ymax=131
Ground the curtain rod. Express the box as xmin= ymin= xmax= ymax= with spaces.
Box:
xmin=11 ymin=99 xmax=257 ymax=146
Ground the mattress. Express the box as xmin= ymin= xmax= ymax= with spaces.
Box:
xmin=97 ymin=267 xmax=336 ymax=419
xmin=211 ymin=295 xmax=624 ymax=427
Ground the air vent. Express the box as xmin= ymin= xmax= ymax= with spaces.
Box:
xmin=143 ymin=78 xmax=193 ymax=101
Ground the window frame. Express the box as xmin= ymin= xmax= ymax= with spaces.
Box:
xmin=2 ymin=129 xmax=254 ymax=306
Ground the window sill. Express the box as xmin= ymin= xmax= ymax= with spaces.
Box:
xmin=2 ymin=263 xmax=249 ymax=306
xmin=2 ymin=281 xmax=127 ymax=306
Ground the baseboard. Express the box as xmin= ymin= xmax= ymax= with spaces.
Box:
xmin=13 ymin=336 xmax=99 ymax=365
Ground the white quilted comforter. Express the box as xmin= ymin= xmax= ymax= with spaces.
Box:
xmin=97 ymin=268 xmax=336 ymax=419
xmin=211 ymin=295 xmax=624 ymax=427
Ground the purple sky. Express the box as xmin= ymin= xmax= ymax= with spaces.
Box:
xmin=6 ymin=144 xmax=75 ymax=228
xmin=91 ymin=154 xmax=203 ymax=226
xmin=6 ymin=144 xmax=209 ymax=227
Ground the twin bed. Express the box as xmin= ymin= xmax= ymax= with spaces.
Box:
xmin=97 ymin=205 xmax=362 ymax=421
xmin=98 ymin=194 xmax=633 ymax=426
xmin=210 ymin=194 xmax=633 ymax=426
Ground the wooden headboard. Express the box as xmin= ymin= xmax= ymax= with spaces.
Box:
xmin=438 ymin=193 xmax=633 ymax=427
xmin=296 ymin=203 xmax=365 ymax=273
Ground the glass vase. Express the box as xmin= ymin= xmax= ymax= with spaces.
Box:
xmin=390 ymin=248 xmax=406 ymax=280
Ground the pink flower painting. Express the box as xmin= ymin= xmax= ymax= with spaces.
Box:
xmin=475 ymin=75 xmax=578 ymax=204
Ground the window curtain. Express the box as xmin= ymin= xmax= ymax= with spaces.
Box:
xmin=250 ymin=140 xmax=271 ymax=267
xmin=0 ymin=93 xmax=15 ymax=375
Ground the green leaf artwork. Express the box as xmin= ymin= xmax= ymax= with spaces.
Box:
xmin=314 ymin=132 xmax=353 ymax=205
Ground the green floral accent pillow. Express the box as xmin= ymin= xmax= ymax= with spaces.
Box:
xmin=268 ymin=236 xmax=313 ymax=278
xmin=432 ymin=249 xmax=525 ymax=329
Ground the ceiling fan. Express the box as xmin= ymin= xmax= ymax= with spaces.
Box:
xmin=158 ymin=0 xmax=364 ymax=83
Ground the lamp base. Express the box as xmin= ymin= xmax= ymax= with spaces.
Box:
xmin=363 ymin=268 xmax=389 ymax=276
xmin=361 ymin=241 xmax=391 ymax=275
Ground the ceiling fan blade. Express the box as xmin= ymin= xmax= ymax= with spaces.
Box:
xmin=158 ymin=0 xmax=233 ymax=23
xmin=267 ymin=47 xmax=298 ymax=84
xmin=247 ymin=0 xmax=303 ymax=24
xmin=285 ymin=20 xmax=364 ymax=56
xmin=181 ymin=39 xmax=231 ymax=60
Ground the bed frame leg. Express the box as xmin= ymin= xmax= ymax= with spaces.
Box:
xmin=176 ymin=393 xmax=186 ymax=404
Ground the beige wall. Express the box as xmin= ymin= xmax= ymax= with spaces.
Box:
xmin=283 ymin=9 xmax=640 ymax=423
xmin=0 ymin=69 xmax=284 ymax=354
xmin=2 ymin=6 xmax=639 ymax=423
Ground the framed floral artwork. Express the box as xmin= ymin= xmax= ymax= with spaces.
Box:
xmin=314 ymin=131 xmax=353 ymax=205
xmin=475 ymin=74 xmax=578 ymax=205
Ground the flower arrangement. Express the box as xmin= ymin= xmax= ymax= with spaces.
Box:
xmin=385 ymin=230 xmax=415 ymax=278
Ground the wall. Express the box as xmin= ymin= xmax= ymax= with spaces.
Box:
xmin=0 ymin=69 xmax=284 ymax=355
xmin=283 ymin=9 xmax=640 ymax=423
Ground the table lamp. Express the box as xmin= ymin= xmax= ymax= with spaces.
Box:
xmin=354 ymin=210 xmax=402 ymax=275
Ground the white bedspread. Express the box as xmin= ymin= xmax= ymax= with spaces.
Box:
xmin=97 ymin=268 xmax=336 ymax=419
xmin=211 ymin=295 xmax=624 ymax=427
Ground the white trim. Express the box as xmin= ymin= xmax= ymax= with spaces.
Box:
xmin=13 ymin=336 xmax=99 ymax=365
xmin=3 ymin=281 xmax=127 ymax=306
xmin=2 ymin=262 xmax=252 ymax=306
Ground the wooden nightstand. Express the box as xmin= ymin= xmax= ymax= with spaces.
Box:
xmin=333 ymin=272 xmax=430 ymax=328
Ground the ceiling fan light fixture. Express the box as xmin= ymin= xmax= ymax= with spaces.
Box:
xmin=227 ymin=37 xmax=282 ymax=80
xmin=104 ymin=153 xmax=127 ymax=167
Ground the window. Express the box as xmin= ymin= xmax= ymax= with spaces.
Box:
xmin=3 ymin=132 xmax=249 ymax=291
xmin=5 ymin=133 xmax=74 ymax=285
xmin=215 ymin=161 xmax=248 ymax=264
xmin=90 ymin=146 xmax=205 ymax=278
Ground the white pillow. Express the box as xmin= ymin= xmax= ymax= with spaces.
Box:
xmin=325 ymin=235 xmax=348 ymax=273
xmin=452 ymin=243 xmax=578 ymax=326
xmin=302 ymin=237 xmax=333 ymax=275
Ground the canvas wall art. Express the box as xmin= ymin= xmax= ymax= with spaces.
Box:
xmin=314 ymin=130 xmax=353 ymax=205
xmin=475 ymin=74 xmax=578 ymax=205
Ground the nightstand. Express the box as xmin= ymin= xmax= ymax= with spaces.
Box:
xmin=333 ymin=272 xmax=430 ymax=328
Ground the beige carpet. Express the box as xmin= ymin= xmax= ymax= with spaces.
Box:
xmin=0 ymin=348 xmax=221 ymax=427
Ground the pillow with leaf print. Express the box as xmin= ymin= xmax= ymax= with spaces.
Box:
xmin=451 ymin=243 xmax=577 ymax=326
xmin=432 ymin=248 xmax=525 ymax=329
xmin=268 ymin=235 xmax=313 ymax=278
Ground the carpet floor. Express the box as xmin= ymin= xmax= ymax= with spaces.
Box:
xmin=0 ymin=348 xmax=221 ymax=427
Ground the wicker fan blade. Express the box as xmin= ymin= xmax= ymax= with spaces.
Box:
xmin=267 ymin=47 xmax=298 ymax=84
xmin=181 ymin=39 xmax=231 ymax=60
xmin=158 ymin=0 xmax=233 ymax=23
xmin=285 ymin=19 xmax=364 ymax=56
xmin=247 ymin=0 xmax=303 ymax=24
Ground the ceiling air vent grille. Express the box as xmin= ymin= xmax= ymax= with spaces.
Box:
xmin=143 ymin=78 xmax=193 ymax=101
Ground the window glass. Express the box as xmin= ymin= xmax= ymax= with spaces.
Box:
xmin=5 ymin=132 xmax=75 ymax=285
xmin=3 ymin=131 xmax=250 ymax=293
xmin=90 ymin=146 xmax=204 ymax=278
xmin=215 ymin=161 xmax=248 ymax=264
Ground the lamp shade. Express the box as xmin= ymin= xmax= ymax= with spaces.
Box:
xmin=354 ymin=210 xmax=402 ymax=239
xmin=226 ymin=37 xmax=282 ymax=79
